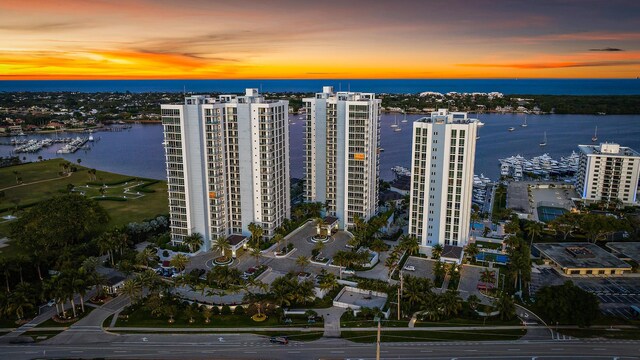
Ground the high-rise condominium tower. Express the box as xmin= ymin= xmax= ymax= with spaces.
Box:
xmin=303 ymin=86 xmax=381 ymax=229
xmin=576 ymin=143 xmax=639 ymax=206
xmin=408 ymin=109 xmax=479 ymax=252
xmin=161 ymin=89 xmax=290 ymax=251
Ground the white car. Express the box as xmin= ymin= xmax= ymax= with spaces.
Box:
xmin=342 ymin=268 xmax=355 ymax=275
xmin=403 ymin=265 xmax=416 ymax=271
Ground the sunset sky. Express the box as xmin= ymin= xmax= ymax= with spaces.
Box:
xmin=1 ymin=0 xmax=639 ymax=79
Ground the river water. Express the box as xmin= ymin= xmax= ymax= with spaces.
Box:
xmin=2 ymin=113 xmax=639 ymax=181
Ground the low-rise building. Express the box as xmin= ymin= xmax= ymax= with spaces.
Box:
xmin=535 ymin=242 xmax=632 ymax=275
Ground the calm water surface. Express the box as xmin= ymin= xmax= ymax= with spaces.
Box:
xmin=2 ymin=114 xmax=639 ymax=182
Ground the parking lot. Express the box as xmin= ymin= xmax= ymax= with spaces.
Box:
xmin=401 ymin=256 xmax=436 ymax=282
xmin=457 ymin=264 xmax=497 ymax=302
xmin=530 ymin=266 xmax=640 ymax=320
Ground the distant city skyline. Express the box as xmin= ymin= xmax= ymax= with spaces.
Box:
xmin=1 ymin=0 xmax=639 ymax=80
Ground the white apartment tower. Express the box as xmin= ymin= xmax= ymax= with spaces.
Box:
xmin=161 ymin=89 xmax=290 ymax=251
xmin=303 ymin=86 xmax=381 ymax=229
xmin=408 ymin=109 xmax=479 ymax=252
xmin=576 ymin=143 xmax=639 ymax=206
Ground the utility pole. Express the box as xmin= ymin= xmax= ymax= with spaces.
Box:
xmin=397 ymin=271 xmax=404 ymax=320
xmin=376 ymin=319 xmax=381 ymax=360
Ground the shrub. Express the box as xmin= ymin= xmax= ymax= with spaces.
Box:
xmin=234 ymin=306 xmax=245 ymax=315
xmin=211 ymin=306 xmax=220 ymax=315
xmin=221 ymin=305 xmax=232 ymax=315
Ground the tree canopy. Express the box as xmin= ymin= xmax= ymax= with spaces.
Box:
xmin=534 ymin=281 xmax=599 ymax=327
xmin=11 ymin=194 xmax=109 ymax=252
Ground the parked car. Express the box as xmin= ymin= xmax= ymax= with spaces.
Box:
xmin=269 ymin=336 xmax=289 ymax=344
xmin=403 ymin=265 xmax=416 ymax=271
xmin=46 ymin=299 xmax=55 ymax=307
xmin=342 ymin=268 xmax=355 ymax=275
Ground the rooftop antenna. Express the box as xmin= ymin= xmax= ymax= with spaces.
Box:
xmin=183 ymin=85 xmax=186 ymax=96
xmin=260 ymin=83 xmax=263 ymax=93
xmin=339 ymin=83 xmax=342 ymax=92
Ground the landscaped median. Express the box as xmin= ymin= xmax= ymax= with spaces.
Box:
xmin=341 ymin=328 xmax=526 ymax=343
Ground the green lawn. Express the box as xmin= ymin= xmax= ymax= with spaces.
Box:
xmin=110 ymin=329 xmax=325 ymax=341
xmin=341 ymin=316 xmax=410 ymax=328
xmin=560 ymin=328 xmax=640 ymax=340
xmin=117 ymin=309 xmax=288 ymax=328
xmin=36 ymin=307 xmax=95 ymax=328
xmin=342 ymin=329 xmax=526 ymax=343
xmin=0 ymin=159 xmax=168 ymax=238
xmin=414 ymin=316 xmax=521 ymax=327
xmin=103 ymin=314 xmax=115 ymax=328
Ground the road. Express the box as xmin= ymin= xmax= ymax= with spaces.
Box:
xmin=1 ymin=334 xmax=639 ymax=360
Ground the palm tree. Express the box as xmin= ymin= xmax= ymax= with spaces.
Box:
xmin=136 ymin=247 xmax=158 ymax=268
xmin=247 ymin=222 xmax=264 ymax=246
xmin=493 ymin=294 xmax=516 ymax=320
xmin=270 ymin=276 xmax=294 ymax=307
xmin=183 ymin=233 xmax=204 ymax=253
xmin=121 ymin=278 xmax=143 ymax=304
xmin=295 ymin=255 xmax=310 ymax=273
xmin=420 ymin=292 xmax=443 ymax=321
xmin=0 ymin=259 xmax=13 ymax=292
xmin=170 ymin=254 xmax=190 ymax=272
xmin=6 ymin=282 xmax=35 ymax=320
xmin=432 ymin=261 xmax=446 ymax=284
xmin=384 ymin=251 xmax=399 ymax=277
xmin=441 ymin=290 xmax=462 ymax=317
xmin=318 ymin=273 xmax=338 ymax=293
xmin=369 ymin=238 xmax=387 ymax=253
xmin=504 ymin=220 xmax=521 ymax=236
xmin=464 ymin=243 xmax=479 ymax=262
xmin=312 ymin=240 xmax=325 ymax=259
xmin=250 ymin=247 xmax=262 ymax=268
xmin=403 ymin=276 xmax=430 ymax=309
xmin=272 ymin=233 xmax=285 ymax=251
xmin=399 ymin=235 xmax=419 ymax=256
xmin=332 ymin=251 xmax=350 ymax=279
xmin=292 ymin=279 xmax=315 ymax=305
xmin=525 ymin=221 xmax=544 ymax=246
xmin=431 ymin=244 xmax=443 ymax=260
xmin=480 ymin=269 xmax=496 ymax=284
xmin=467 ymin=294 xmax=480 ymax=311
xmin=201 ymin=306 xmax=213 ymax=324
xmin=96 ymin=233 xmax=117 ymax=266
xmin=211 ymin=237 xmax=231 ymax=261
xmin=314 ymin=217 xmax=327 ymax=237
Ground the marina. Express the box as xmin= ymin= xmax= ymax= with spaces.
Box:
xmin=499 ymin=152 xmax=580 ymax=181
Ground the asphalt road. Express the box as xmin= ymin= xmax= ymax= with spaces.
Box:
xmin=2 ymin=334 xmax=639 ymax=360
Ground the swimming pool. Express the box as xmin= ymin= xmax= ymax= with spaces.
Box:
xmin=476 ymin=252 xmax=510 ymax=264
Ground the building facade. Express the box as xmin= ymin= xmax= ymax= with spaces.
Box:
xmin=576 ymin=143 xmax=639 ymax=206
xmin=408 ymin=109 xmax=479 ymax=253
xmin=303 ymin=86 xmax=381 ymax=229
xmin=160 ymin=89 xmax=290 ymax=251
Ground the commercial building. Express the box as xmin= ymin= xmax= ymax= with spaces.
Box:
xmin=535 ymin=243 xmax=631 ymax=275
xmin=408 ymin=109 xmax=479 ymax=253
xmin=160 ymin=89 xmax=290 ymax=251
xmin=303 ymin=86 xmax=381 ymax=229
xmin=576 ymin=143 xmax=640 ymax=206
